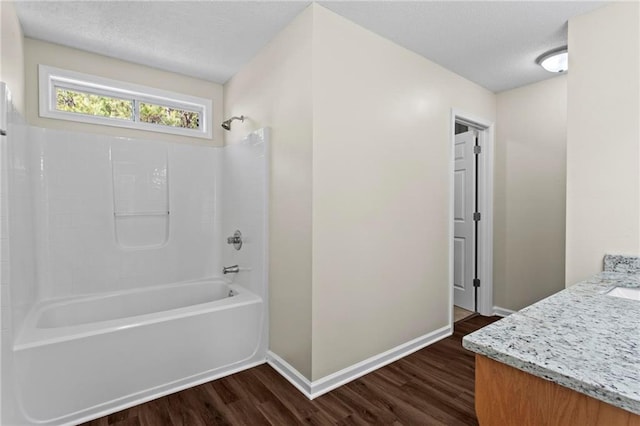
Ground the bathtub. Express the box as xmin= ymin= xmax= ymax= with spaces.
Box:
xmin=13 ymin=279 xmax=265 ymax=425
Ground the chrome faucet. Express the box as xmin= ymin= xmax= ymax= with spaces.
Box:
xmin=223 ymin=265 xmax=240 ymax=274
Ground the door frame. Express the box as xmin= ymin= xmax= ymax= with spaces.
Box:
xmin=449 ymin=108 xmax=494 ymax=319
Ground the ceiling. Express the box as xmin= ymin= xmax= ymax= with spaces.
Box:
xmin=15 ymin=1 xmax=606 ymax=93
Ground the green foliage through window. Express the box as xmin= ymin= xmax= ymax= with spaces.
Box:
xmin=43 ymin=66 xmax=212 ymax=138
xmin=56 ymin=88 xmax=133 ymax=120
xmin=55 ymin=88 xmax=200 ymax=130
xmin=139 ymin=102 xmax=199 ymax=129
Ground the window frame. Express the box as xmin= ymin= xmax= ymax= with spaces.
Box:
xmin=39 ymin=65 xmax=213 ymax=139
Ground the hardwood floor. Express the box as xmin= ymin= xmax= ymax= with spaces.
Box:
xmin=82 ymin=315 xmax=500 ymax=426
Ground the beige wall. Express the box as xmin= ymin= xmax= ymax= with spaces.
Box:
xmin=0 ymin=1 xmax=25 ymax=115
xmin=494 ymin=76 xmax=567 ymax=310
xmin=224 ymin=7 xmax=314 ymax=378
xmin=224 ymin=4 xmax=495 ymax=381
xmin=311 ymin=5 xmax=495 ymax=380
xmin=566 ymin=2 xmax=640 ymax=285
xmin=24 ymin=38 xmax=224 ymax=145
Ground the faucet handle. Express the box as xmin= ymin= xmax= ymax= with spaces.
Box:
xmin=227 ymin=230 xmax=243 ymax=250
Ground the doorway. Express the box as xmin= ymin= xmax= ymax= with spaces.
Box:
xmin=453 ymin=124 xmax=476 ymax=315
xmin=450 ymin=110 xmax=494 ymax=322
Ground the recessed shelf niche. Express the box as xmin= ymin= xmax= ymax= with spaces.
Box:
xmin=111 ymin=142 xmax=169 ymax=249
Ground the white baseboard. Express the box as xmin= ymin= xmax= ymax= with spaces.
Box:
xmin=493 ymin=306 xmax=516 ymax=317
xmin=266 ymin=351 xmax=313 ymax=396
xmin=267 ymin=324 xmax=452 ymax=400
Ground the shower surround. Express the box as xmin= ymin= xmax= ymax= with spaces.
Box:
xmin=0 ymin=114 xmax=269 ymax=425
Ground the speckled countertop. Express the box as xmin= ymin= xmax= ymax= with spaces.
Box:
xmin=463 ymin=271 xmax=640 ymax=415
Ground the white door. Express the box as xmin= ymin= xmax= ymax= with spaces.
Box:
xmin=453 ymin=130 xmax=476 ymax=311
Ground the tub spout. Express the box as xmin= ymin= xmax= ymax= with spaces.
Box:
xmin=223 ymin=265 xmax=239 ymax=274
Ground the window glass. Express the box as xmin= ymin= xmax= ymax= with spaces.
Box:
xmin=40 ymin=65 xmax=213 ymax=139
xmin=56 ymin=88 xmax=133 ymax=120
xmin=138 ymin=102 xmax=199 ymax=129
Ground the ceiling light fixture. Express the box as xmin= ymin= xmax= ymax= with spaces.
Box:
xmin=536 ymin=47 xmax=568 ymax=73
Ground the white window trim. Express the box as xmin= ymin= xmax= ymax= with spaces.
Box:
xmin=39 ymin=65 xmax=213 ymax=139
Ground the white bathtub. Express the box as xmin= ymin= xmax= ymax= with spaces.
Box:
xmin=13 ymin=279 xmax=265 ymax=425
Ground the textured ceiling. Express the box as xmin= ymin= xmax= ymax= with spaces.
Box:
xmin=319 ymin=1 xmax=605 ymax=92
xmin=14 ymin=1 xmax=312 ymax=84
xmin=15 ymin=1 xmax=605 ymax=92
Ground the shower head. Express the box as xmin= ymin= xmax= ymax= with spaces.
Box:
xmin=221 ymin=115 xmax=245 ymax=131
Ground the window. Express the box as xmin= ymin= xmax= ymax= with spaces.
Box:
xmin=39 ymin=65 xmax=212 ymax=139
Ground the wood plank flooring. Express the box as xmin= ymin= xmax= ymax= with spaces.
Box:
xmin=82 ymin=315 xmax=500 ymax=426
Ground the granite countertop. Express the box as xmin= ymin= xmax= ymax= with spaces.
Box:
xmin=463 ymin=271 xmax=640 ymax=415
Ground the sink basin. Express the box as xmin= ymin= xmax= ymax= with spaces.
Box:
xmin=605 ymin=286 xmax=640 ymax=301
